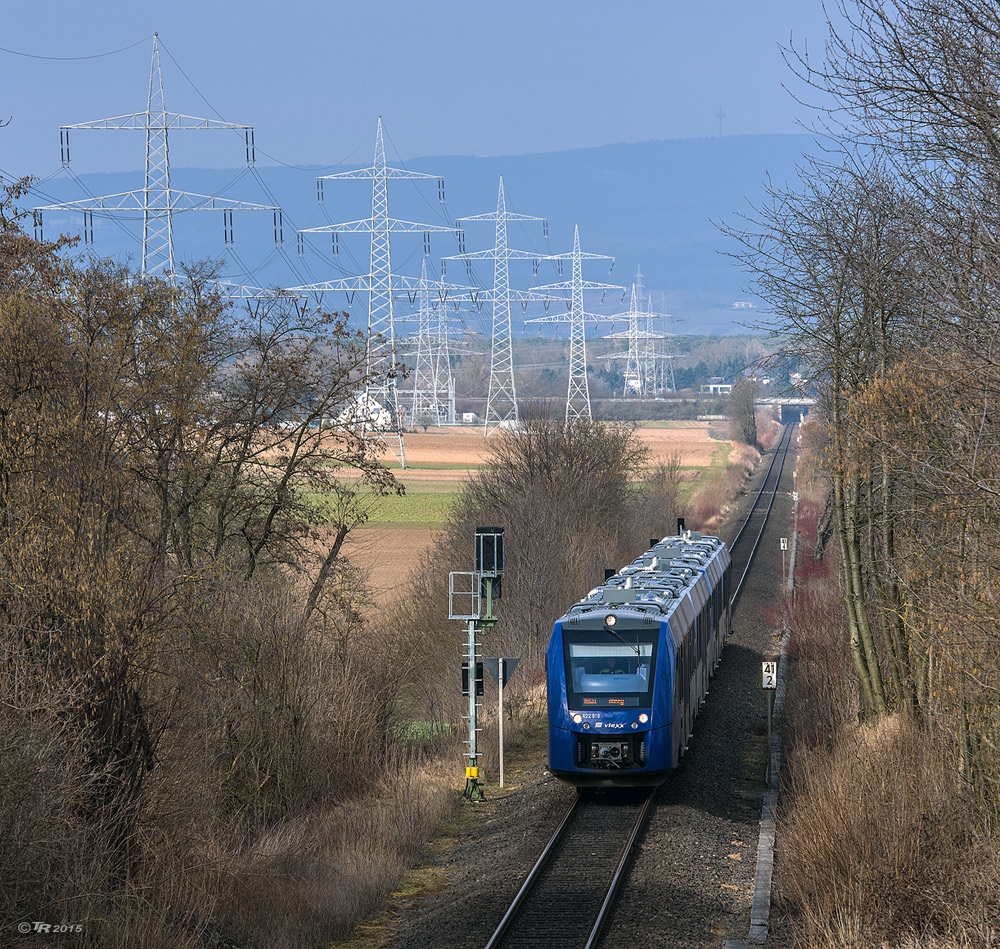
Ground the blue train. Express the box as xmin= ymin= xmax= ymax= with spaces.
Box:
xmin=546 ymin=531 xmax=732 ymax=786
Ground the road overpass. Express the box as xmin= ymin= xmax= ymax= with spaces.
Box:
xmin=755 ymin=396 xmax=815 ymax=423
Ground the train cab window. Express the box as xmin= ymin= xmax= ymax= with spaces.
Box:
xmin=563 ymin=630 xmax=657 ymax=710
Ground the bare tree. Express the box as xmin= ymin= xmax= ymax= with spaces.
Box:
xmin=727 ymin=377 xmax=759 ymax=446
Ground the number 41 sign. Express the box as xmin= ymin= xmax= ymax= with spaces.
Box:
xmin=762 ymin=661 xmax=778 ymax=689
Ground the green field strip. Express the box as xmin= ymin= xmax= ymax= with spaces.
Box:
xmin=367 ymin=492 xmax=454 ymax=524
xmin=394 ymin=480 xmax=466 ymax=494
xmin=304 ymin=487 xmax=456 ymax=526
xmin=395 ymin=461 xmax=484 ymax=471
xmin=709 ymin=442 xmax=733 ymax=467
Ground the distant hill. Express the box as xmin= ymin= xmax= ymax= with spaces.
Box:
xmin=31 ymin=133 xmax=813 ymax=335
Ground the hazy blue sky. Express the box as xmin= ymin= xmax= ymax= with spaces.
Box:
xmin=3 ymin=1 xmax=831 ymax=176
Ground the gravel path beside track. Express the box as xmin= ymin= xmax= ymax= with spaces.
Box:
xmin=376 ymin=433 xmax=796 ymax=949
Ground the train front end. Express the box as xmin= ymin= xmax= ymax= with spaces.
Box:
xmin=547 ymin=605 xmax=674 ymax=787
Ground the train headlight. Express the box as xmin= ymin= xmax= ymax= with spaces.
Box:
xmin=605 ymin=614 xmax=617 ymax=627
xmin=572 ymin=714 xmax=583 ymax=724
xmin=638 ymin=713 xmax=649 ymax=724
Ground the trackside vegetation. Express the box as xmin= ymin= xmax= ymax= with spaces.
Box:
xmin=0 ymin=176 xmax=426 ymax=948
xmin=727 ymin=2 xmax=1000 ymax=944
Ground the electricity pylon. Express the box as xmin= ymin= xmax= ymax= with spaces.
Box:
xmin=525 ymin=225 xmax=621 ymax=422
xmin=406 ymin=258 xmax=457 ymax=426
xmin=34 ymin=33 xmax=278 ymax=282
xmin=445 ymin=177 xmax=553 ymax=435
xmin=649 ymin=291 xmax=680 ymax=394
xmin=288 ymin=118 xmax=463 ymax=467
xmin=603 ymin=268 xmax=674 ymax=397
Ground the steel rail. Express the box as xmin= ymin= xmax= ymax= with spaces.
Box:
xmin=582 ymin=788 xmax=658 ymax=949
xmin=482 ymin=792 xmax=585 ymax=949
xmin=729 ymin=423 xmax=791 ymax=552
xmin=732 ymin=424 xmax=793 ymax=606
xmin=483 ymin=789 xmax=654 ymax=949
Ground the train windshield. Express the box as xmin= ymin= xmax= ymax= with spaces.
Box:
xmin=563 ymin=630 xmax=657 ymax=710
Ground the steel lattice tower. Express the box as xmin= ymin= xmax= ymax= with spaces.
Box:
xmin=525 ymin=225 xmax=621 ymax=422
xmin=434 ymin=297 xmax=457 ymax=424
xmin=289 ymin=118 xmax=462 ymax=467
xmin=35 ymin=34 xmax=278 ymax=281
xmin=650 ymin=291 xmax=680 ymax=394
xmin=604 ymin=268 xmax=674 ymax=397
xmin=409 ymin=258 xmax=457 ymax=425
xmin=446 ymin=177 xmax=551 ymax=435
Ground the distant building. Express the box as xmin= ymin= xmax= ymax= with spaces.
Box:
xmin=701 ymin=376 xmax=732 ymax=395
xmin=337 ymin=395 xmax=394 ymax=431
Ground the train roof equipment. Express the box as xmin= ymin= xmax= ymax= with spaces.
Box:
xmin=558 ymin=530 xmax=728 ymax=630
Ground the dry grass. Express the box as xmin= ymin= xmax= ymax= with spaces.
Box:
xmin=214 ymin=755 xmax=458 ymax=949
xmin=686 ymin=442 xmax=759 ymax=532
xmin=779 ymin=482 xmax=1000 ymax=949
xmin=780 ymin=717 xmax=1000 ymax=949
xmin=784 ymin=575 xmax=860 ymax=744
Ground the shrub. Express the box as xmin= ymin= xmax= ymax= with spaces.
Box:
xmin=780 ymin=717 xmax=999 ymax=948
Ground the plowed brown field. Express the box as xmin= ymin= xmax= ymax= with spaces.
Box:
xmin=343 ymin=422 xmax=730 ymax=604
xmin=372 ymin=422 xmax=725 ymax=478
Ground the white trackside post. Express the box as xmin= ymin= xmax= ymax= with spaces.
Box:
xmin=499 ymin=658 xmax=505 ymax=787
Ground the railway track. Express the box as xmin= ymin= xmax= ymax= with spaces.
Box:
xmin=481 ymin=425 xmax=795 ymax=949
xmin=729 ymin=422 xmax=794 ymax=604
xmin=484 ymin=788 xmax=656 ymax=949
